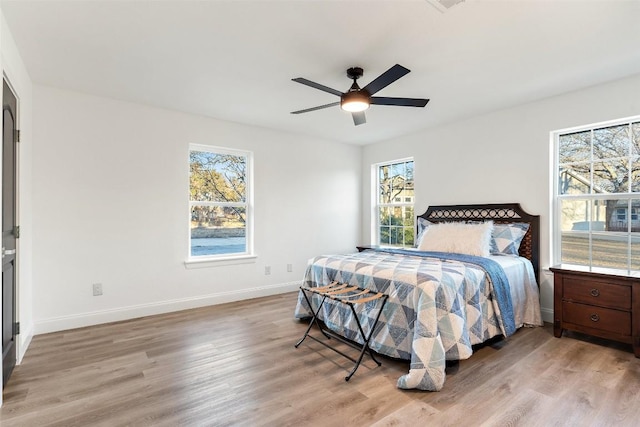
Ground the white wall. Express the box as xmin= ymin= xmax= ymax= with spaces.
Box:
xmin=32 ymin=86 xmax=361 ymax=333
xmin=362 ymin=73 xmax=640 ymax=322
xmin=1 ymin=10 xmax=34 ymax=365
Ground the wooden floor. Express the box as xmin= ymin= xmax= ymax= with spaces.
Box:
xmin=2 ymin=292 xmax=639 ymax=426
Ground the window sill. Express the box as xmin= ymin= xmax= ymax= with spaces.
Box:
xmin=184 ymin=254 xmax=257 ymax=269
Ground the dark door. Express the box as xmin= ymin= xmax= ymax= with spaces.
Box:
xmin=2 ymin=79 xmax=18 ymax=387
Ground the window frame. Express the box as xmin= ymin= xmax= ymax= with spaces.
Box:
xmin=552 ymin=115 xmax=640 ymax=274
xmin=372 ymin=157 xmax=415 ymax=248
xmin=187 ymin=144 xmax=254 ymax=264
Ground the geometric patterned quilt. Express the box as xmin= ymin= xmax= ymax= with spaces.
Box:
xmin=294 ymin=249 xmax=518 ymax=391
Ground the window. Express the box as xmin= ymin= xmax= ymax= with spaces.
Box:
xmin=189 ymin=145 xmax=252 ymax=259
xmin=374 ymin=159 xmax=415 ymax=248
xmin=553 ymin=116 xmax=640 ymax=273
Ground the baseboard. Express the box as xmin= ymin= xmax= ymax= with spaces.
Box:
xmin=17 ymin=326 xmax=34 ymax=364
xmin=34 ymin=281 xmax=300 ymax=335
xmin=540 ymin=306 xmax=554 ymax=324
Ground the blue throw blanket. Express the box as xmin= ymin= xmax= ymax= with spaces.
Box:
xmin=370 ymin=248 xmax=516 ymax=337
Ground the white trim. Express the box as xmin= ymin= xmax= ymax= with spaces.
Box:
xmin=33 ymin=281 xmax=300 ymax=335
xmin=184 ymin=254 xmax=257 ymax=268
xmin=190 ymin=144 xmax=252 ymax=158
xmin=540 ymin=269 xmax=555 ymax=323
xmin=372 ymin=156 xmax=414 ymax=168
xmin=552 ymin=114 xmax=640 ymax=136
xmin=369 ymin=164 xmax=377 ymax=244
xmin=17 ymin=326 xmax=33 ymax=364
xmin=540 ymin=307 xmax=554 ymax=324
xmin=549 ymin=131 xmax=557 ymax=268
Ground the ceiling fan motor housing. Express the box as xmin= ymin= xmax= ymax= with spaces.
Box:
xmin=346 ymin=67 xmax=364 ymax=80
xmin=343 ymin=66 xmax=370 ymax=111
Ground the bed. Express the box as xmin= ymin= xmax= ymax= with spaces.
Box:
xmin=294 ymin=203 xmax=543 ymax=391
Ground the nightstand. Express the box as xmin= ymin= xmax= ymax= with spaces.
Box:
xmin=550 ymin=265 xmax=640 ymax=357
xmin=355 ymin=245 xmax=382 ymax=252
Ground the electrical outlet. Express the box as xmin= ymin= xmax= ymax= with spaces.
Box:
xmin=92 ymin=283 xmax=103 ymax=296
xmin=264 ymin=266 xmax=271 ymax=275
xmin=287 ymin=264 xmax=293 ymax=272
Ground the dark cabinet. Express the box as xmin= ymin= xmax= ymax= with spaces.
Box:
xmin=551 ymin=265 xmax=640 ymax=357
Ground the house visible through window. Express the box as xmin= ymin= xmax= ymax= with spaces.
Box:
xmin=553 ymin=116 xmax=640 ymax=273
xmin=189 ymin=145 xmax=252 ymax=258
xmin=374 ymin=158 xmax=415 ymax=248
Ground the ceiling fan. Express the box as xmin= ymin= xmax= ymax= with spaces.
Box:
xmin=291 ymin=64 xmax=429 ymax=126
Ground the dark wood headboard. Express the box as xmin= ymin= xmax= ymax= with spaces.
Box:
xmin=417 ymin=203 xmax=540 ymax=284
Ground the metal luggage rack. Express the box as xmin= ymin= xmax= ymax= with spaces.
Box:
xmin=295 ymin=281 xmax=389 ymax=381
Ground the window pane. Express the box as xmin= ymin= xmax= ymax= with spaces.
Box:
xmin=405 ymin=162 xmax=414 ymax=201
xmin=390 ymin=162 xmax=405 ymax=186
xmin=589 ymin=199 xmax=630 ymax=271
xmin=593 ymin=124 xmax=629 ymax=160
xmin=632 ymin=156 xmax=640 ymax=193
xmin=190 ymin=206 xmax=246 ymax=256
xmin=378 ymin=165 xmax=388 ymax=203
xmin=559 ymin=130 xmax=590 ymax=164
xmin=404 ymin=206 xmax=414 ymax=226
xmin=190 ymin=151 xmax=246 ymax=202
xmin=391 ymin=206 xmax=403 ymax=226
xmin=379 ymin=207 xmax=391 ymax=226
xmin=379 ymin=226 xmax=391 ymax=245
xmin=632 ymin=122 xmax=640 ymax=156
xmin=390 ymin=163 xmax=405 ymax=202
xmin=560 ymin=199 xmax=590 ymax=266
xmin=389 ymin=227 xmax=400 ymax=246
xmin=558 ymin=165 xmax=590 ymax=195
xmin=404 ymin=227 xmax=415 ymax=247
xmin=592 ymin=160 xmax=629 ymax=194
xmin=590 ymin=231 xmax=628 ymax=270
xmin=632 ymin=198 xmax=640 ymax=271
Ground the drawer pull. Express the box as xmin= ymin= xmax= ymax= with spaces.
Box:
xmin=590 ymin=288 xmax=600 ymax=297
xmin=590 ymin=314 xmax=600 ymax=322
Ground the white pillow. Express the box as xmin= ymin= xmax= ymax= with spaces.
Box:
xmin=417 ymin=221 xmax=494 ymax=257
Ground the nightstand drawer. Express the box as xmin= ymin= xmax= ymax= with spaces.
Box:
xmin=563 ymin=278 xmax=631 ymax=310
xmin=563 ymin=302 xmax=631 ymax=336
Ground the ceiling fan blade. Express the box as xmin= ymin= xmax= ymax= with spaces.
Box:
xmin=370 ymin=97 xmax=430 ymax=107
xmin=290 ymin=101 xmax=340 ymax=115
xmin=352 ymin=111 xmax=366 ymax=126
xmin=292 ymin=78 xmax=343 ymax=97
xmin=362 ymin=64 xmax=410 ymax=96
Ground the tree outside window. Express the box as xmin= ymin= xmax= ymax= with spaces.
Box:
xmin=189 ymin=145 xmax=252 ymax=258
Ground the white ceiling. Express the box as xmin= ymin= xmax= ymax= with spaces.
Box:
xmin=2 ymin=0 xmax=640 ymax=145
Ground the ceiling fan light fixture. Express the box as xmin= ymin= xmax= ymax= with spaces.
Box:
xmin=340 ymin=91 xmax=370 ymax=112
